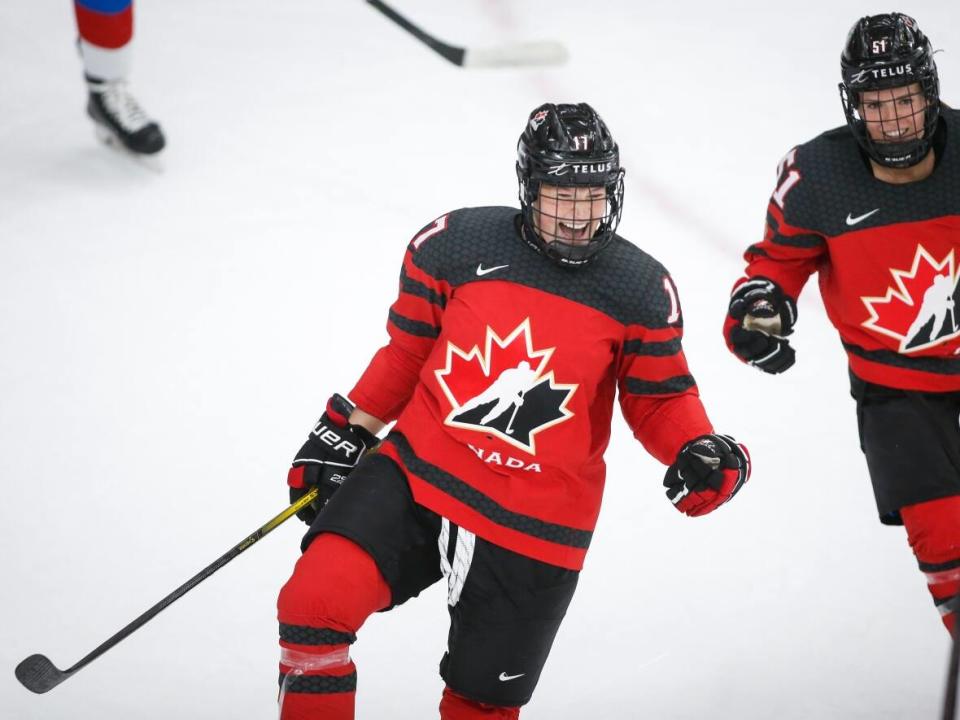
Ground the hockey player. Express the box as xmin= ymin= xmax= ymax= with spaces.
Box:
xmin=74 ymin=0 xmax=165 ymax=154
xmin=724 ymin=13 xmax=960 ymax=633
xmin=278 ymin=103 xmax=751 ymax=719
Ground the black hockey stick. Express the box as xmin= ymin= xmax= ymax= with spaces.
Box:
xmin=14 ymin=487 xmax=319 ymax=694
xmin=366 ymin=0 xmax=568 ymax=68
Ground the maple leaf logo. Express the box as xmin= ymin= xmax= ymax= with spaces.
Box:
xmin=861 ymin=245 xmax=960 ymax=353
xmin=434 ymin=319 xmax=577 ymax=454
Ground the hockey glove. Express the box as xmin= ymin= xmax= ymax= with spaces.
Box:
xmin=664 ymin=434 xmax=751 ymax=517
xmin=287 ymin=394 xmax=378 ymax=525
xmin=724 ymin=277 xmax=798 ymax=374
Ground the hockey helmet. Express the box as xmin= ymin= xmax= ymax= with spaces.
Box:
xmin=516 ymin=103 xmax=625 ymax=267
xmin=839 ymin=13 xmax=940 ymax=168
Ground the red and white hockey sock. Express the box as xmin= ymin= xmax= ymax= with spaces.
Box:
xmin=74 ymin=0 xmax=133 ymax=81
xmin=277 ymin=533 xmax=391 ymax=720
xmin=901 ymin=495 xmax=960 ymax=635
xmin=439 ymin=686 xmax=521 ymax=720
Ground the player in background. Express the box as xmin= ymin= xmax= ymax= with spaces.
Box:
xmin=723 ymin=13 xmax=960 ymax=633
xmin=74 ymin=0 xmax=165 ymax=154
xmin=276 ymin=103 xmax=751 ymax=719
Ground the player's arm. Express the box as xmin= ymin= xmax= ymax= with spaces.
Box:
xmin=347 ymin=406 xmax=387 ymax=436
xmin=348 ymin=215 xmax=452 ymax=424
xmin=617 ymin=321 xmax=712 ymax=466
xmin=724 ymin=148 xmax=827 ymax=373
xmin=618 ymin=277 xmax=750 ymax=517
xmin=286 ymin=216 xmax=452 ymax=522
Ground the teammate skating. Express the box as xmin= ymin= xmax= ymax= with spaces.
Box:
xmin=74 ymin=0 xmax=165 ymax=154
xmin=724 ymin=13 xmax=960 ymax=633
xmin=277 ymin=103 xmax=751 ymax=719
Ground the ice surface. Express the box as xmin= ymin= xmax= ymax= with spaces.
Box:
xmin=1 ymin=1 xmax=958 ymax=718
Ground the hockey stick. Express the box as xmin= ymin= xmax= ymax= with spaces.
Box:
xmin=14 ymin=487 xmax=320 ymax=694
xmin=366 ymin=0 xmax=568 ymax=68
xmin=943 ymin=597 xmax=960 ymax=720
xmin=505 ymin=393 xmax=524 ymax=435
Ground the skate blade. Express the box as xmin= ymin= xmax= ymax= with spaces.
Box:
xmin=94 ymin=125 xmax=166 ymax=174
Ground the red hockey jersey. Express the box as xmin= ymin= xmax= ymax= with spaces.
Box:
xmin=739 ymin=106 xmax=960 ymax=392
xmin=349 ymin=208 xmax=712 ymax=570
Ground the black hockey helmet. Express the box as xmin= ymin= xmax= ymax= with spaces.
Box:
xmin=516 ymin=103 xmax=625 ymax=267
xmin=839 ymin=13 xmax=940 ymax=168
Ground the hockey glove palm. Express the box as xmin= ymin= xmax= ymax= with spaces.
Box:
xmin=287 ymin=394 xmax=378 ymax=525
xmin=724 ymin=277 xmax=798 ymax=374
xmin=664 ymin=434 xmax=750 ymax=517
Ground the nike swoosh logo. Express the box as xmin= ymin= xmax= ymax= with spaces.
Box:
xmin=498 ymin=672 xmax=525 ymax=682
xmin=845 ymin=208 xmax=880 ymax=226
xmin=477 ymin=263 xmax=509 ymax=276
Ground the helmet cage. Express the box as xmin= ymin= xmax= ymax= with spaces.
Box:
xmin=517 ymin=165 xmax=625 ymax=267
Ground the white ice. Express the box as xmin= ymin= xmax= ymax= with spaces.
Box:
xmin=2 ymin=1 xmax=958 ymax=718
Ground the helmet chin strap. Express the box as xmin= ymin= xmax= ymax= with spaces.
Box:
xmin=519 ymin=211 xmax=610 ymax=268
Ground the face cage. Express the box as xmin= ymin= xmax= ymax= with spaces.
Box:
xmin=518 ymin=170 xmax=626 ymax=267
xmin=839 ymin=77 xmax=940 ymax=168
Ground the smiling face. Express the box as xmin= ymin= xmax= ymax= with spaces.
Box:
xmin=857 ymin=82 xmax=929 ymax=143
xmin=532 ymin=183 xmax=608 ymax=246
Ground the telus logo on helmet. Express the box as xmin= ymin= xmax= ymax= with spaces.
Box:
xmin=850 ymin=64 xmax=914 ymax=84
xmin=546 ymin=161 xmax=614 ymax=176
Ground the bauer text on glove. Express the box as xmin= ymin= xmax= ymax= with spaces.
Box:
xmin=287 ymin=394 xmax=378 ymax=524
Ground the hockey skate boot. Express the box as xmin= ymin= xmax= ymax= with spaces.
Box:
xmin=86 ymin=77 xmax=166 ymax=155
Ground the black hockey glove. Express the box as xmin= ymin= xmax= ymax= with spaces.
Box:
xmin=724 ymin=277 xmax=798 ymax=374
xmin=287 ymin=394 xmax=378 ymax=525
xmin=664 ymin=434 xmax=751 ymax=517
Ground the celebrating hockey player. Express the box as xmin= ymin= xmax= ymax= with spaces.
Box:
xmin=73 ymin=0 xmax=165 ymax=154
xmin=724 ymin=14 xmax=960 ymax=632
xmin=278 ymin=103 xmax=751 ymax=719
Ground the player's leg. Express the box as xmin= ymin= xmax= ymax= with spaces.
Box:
xmin=74 ymin=0 xmax=133 ymax=80
xmin=73 ymin=0 xmax=165 ymax=153
xmin=479 ymin=397 xmax=513 ymax=425
xmin=439 ymin=686 xmax=520 ymax=719
xmin=932 ymin=307 xmax=948 ymax=342
xmin=277 ymin=453 xmax=444 ymax=719
xmin=437 ymin=525 xmax=579 ymax=718
xmin=277 ymin=533 xmax=390 ymax=720
xmin=855 ymin=381 xmax=960 ymax=634
xmin=901 ymin=495 xmax=960 ymax=633
xmin=460 ymin=387 xmax=497 ymax=415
